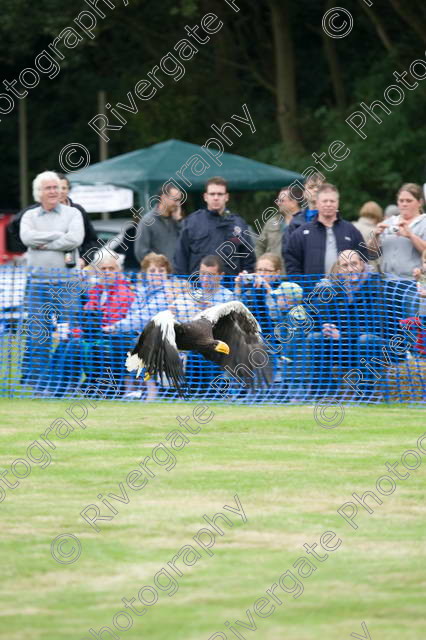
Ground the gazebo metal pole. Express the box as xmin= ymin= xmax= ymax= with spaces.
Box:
xmin=98 ymin=90 xmax=109 ymax=220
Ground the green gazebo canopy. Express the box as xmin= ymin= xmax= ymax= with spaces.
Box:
xmin=70 ymin=139 xmax=302 ymax=206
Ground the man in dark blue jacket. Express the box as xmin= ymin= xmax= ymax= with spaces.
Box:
xmin=284 ymin=183 xmax=366 ymax=280
xmin=174 ymin=177 xmax=255 ymax=275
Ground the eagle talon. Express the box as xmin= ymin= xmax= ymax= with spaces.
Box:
xmin=214 ymin=340 xmax=230 ymax=355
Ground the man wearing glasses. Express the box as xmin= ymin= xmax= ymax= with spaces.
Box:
xmin=174 ymin=176 xmax=255 ymax=276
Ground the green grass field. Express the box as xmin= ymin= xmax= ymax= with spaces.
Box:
xmin=0 ymin=400 xmax=425 ymax=640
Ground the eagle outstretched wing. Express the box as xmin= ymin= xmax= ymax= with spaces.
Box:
xmin=193 ymin=301 xmax=272 ymax=386
xmin=125 ymin=310 xmax=185 ymax=394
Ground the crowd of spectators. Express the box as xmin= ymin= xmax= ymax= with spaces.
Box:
xmin=3 ymin=169 xmax=426 ymax=401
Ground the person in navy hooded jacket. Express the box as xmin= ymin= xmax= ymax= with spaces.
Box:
xmin=174 ymin=177 xmax=255 ymax=276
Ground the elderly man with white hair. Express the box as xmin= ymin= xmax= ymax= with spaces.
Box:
xmin=20 ymin=170 xmax=84 ymax=269
xmin=19 ymin=171 xmax=84 ymax=393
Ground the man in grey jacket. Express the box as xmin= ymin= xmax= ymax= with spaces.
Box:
xmin=134 ymin=185 xmax=183 ymax=264
xmin=19 ymin=170 xmax=84 ymax=393
xmin=20 ymin=171 xmax=84 ymax=269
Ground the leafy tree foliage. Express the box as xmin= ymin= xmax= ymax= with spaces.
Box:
xmin=0 ymin=0 xmax=425 ymax=220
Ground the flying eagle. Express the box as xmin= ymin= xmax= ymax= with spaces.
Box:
xmin=125 ymin=301 xmax=271 ymax=396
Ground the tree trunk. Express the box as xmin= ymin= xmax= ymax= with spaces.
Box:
xmin=388 ymin=0 xmax=426 ymax=45
xmin=269 ymin=0 xmax=302 ymax=149
xmin=322 ymin=0 xmax=347 ymax=111
xmin=358 ymin=0 xmax=402 ymax=63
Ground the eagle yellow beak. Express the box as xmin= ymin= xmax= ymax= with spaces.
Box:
xmin=144 ymin=372 xmax=151 ymax=382
xmin=214 ymin=340 xmax=230 ymax=355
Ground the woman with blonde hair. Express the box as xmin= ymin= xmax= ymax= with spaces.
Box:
xmin=352 ymin=201 xmax=383 ymax=272
xmin=235 ymin=252 xmax=282 ymax=296
xmin=353 ymin=201 xmax=383 ymax=242
xmin=235 ymin=252 xmax=284 ymax=334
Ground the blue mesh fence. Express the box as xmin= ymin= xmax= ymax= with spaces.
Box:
xmin=0 ymin=266 xmax=425 ymax=404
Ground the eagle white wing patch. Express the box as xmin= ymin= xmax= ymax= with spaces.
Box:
xmin=153 ymin=310 xmax=178 ymax=350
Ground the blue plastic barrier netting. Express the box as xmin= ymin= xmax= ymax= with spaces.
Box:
xmin=0 ymin=266 xmax=425 ymax=404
